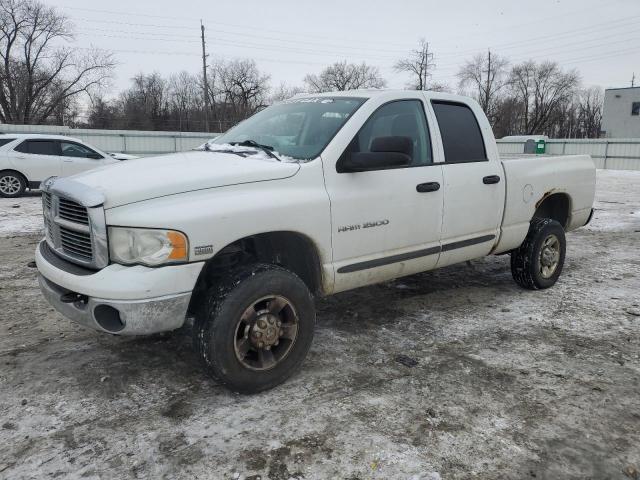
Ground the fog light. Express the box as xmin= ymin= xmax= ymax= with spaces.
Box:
xmin=94 ymin=305 xmax=125 ymax=333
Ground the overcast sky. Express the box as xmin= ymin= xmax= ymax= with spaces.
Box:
xmin=48 ymin=0 xmax=640 ymax=96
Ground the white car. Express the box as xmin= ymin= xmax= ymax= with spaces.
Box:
xmin=0 ymin=134 xmax=121 ymax=197
xmin=35 ymin=90 xmax=596 ymax=393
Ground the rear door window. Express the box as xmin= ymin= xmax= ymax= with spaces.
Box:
xmin=15 ymin=140 xmax=60 ymax=156
xmin=432 ymin=101 xmax=487 ymax=163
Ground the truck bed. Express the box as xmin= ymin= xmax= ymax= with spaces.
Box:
xmin=494 ymin=154 xmax=596 ymax=254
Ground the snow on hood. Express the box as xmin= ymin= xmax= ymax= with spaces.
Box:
xmin=69 ymin=150 xmax=300 ymax=208
xmin=195 ymin=142 xmax=300 ymax=163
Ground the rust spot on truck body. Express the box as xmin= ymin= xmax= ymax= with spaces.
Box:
xmin=536 ymin=189 xmax=557 ymax=209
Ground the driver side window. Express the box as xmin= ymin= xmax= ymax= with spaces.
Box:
xmin=344 ymin=100 xmax=432 ymax=168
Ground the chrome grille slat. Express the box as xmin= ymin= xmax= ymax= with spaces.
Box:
xmin=60 ymin=233 xmax=92 ymax=248
xmin=59 ymin=230 xmax=91 ymax=244
xmin=61 ymin=243 xmax=93 ymax=258
xmin=58 ymin=198 xmax=89 ymax=225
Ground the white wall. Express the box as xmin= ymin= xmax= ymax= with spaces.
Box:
xmin=601 ymin=87 xmax=640 ymax=138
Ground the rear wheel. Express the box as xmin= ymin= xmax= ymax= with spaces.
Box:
xmin=510 ymin=218 xmax=566 ymax=290
xmin=193 ymin=263 xmax=315 ymax=393
xmin=0 ymin=171 xmax=26 ymax=198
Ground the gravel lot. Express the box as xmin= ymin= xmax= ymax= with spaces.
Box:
xmin=1 ymin=170 xmax=639 ymax=480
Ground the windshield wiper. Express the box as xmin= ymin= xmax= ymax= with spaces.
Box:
xmin=230 ymin=140 xmax=281 ymax=161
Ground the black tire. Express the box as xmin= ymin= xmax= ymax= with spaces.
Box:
xmin=510 ymin=218 xmax=566 ymax=290
xmin=0 ymin=170 xmax=27 ymax=198
xmin=193 ymin=263 xmax=315 ymax=393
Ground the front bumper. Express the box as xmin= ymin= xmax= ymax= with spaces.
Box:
xmin=36 ymin=240 xmax=204 ymax=335
xmin=38 ymin=274 xmax=191 ymax=335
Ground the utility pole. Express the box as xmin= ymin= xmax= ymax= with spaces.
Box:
xmin=420 ymin=41 xmax=435 ymax=90
xmin=200 ymin=20 xmax=210 ymax=132
xmin=485 ymin=49 xmax=492 ymax=112
xmin=632 ymin=72 xmax=636 ymax=88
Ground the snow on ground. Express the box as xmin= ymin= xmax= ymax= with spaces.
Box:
xmin=0 ymin=192 xmax=44 ymax=237
xmin=0 ymin=169 xmax=639 ymax=479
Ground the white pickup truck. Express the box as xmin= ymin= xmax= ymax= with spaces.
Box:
xmin=35 ymin=90 xmax=596 ymax=393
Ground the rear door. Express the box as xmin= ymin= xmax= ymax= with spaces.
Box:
xmin=59 ymin=141 xmax=107 ymax=176
xmin=430 ymin=100 xmax=504 ymax=268
xmin=12 ymin=139 xmax=62 ymax=182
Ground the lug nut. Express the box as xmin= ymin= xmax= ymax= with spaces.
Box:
xmin=258 ymin=319 xmax=267 ymax=329
xmin=276 ymin=320 xmax=282 ymax=327
xmin=258 ymin=341 xmax=264 ymax=348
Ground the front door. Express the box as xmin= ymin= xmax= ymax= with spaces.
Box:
xmin=59 ymin=141 xmax=106 ymax=176
xmin=323 ymin=99 xmax=444 ymax=293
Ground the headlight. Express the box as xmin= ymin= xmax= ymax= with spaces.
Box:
xmin=108 ymin=227 xmax=189 ymax=266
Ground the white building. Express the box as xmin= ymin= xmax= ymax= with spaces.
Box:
xmin=601 ymin=86 xmax=640 ymax=138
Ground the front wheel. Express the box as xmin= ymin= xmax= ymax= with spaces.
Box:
xmin=510 ymin=218 xmax=566 ymax=290
xmin=193 ymin=263 xmax=315 ymax=393
xmin=0 ymin=171 xmax=26 ymax=198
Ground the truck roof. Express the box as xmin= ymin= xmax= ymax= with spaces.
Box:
xmin=293 ymin=89 xmax=476 ymax=104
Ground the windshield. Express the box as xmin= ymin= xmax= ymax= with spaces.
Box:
xmin=211 ymin=97 xmax=366 ymax=160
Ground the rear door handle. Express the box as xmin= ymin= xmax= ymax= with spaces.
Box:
xmin=483 ymin=175 xmax=501 ymax=184
xmin=416 ymin=182 xmax=440 ymax=193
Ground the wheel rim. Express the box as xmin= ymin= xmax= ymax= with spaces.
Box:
xmin=0 ymin=175 xmax=21 ymax=195
xmin=233 ymin=295 xmax=299 ymax=371
xmin=539 ymin=234 xmax=561 ymax=279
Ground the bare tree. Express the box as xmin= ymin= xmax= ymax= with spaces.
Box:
xmin=576 ymin=87 xmax=603 ymax=138
xmin=211 ymin=59 xmax=270 ymax=128
xmin=270 ymin=82 xmax=305 ymax=103
xmin=119 ymin=72 xmax=169 ymax=130
xmin=303 ymin=61 xmax=386 ymax=93
xmin=508 ymin=60 xmax=580 ymax=134
xmin=426 ymin=81 xmax=451 ymax=93
xmin=457 ymin=50 xmax=509 ymax=123
xmin=394 ymin=38 xmax=435 ymax=90
xmin=0 ymin=0 xmax=114 ymax=124
xmin=168 ymin=71 xmax=202 ymax=131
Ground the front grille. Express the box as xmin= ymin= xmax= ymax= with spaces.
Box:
xmin=60 ymin=226 xmax=93 ymax=260
xmin=58 ymin=197 xmax=89 ymax=225
xmin=42 ymin=189 xmax=107 ymax=269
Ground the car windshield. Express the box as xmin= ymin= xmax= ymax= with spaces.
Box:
xmin=209 ymin=97 xmax=366 ymax=160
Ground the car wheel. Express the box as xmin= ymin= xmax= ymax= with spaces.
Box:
xmin=193 ymin=263 xmax=316 ymax=393
xmin=0 ymin=171 xmax=26 ymax=198
xmin=510 ymin=217 xmax=566 ymax=290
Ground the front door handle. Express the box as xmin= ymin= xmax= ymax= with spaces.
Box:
xmin=416 ymin=182 xmax=440 ymax=193
xmin=483 ymin=175 xmax=501 ymax=184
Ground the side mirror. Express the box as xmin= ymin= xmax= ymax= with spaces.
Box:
xmin=339 ymin=136 xmax=412 ymax=172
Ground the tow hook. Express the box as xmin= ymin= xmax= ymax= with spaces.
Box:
xmin=60 ymin=292 xmax=88 ymax=304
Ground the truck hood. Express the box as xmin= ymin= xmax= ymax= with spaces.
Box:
xmin=69 ymin=151 xmax=301 ymax=208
